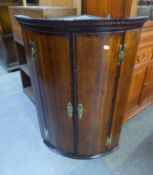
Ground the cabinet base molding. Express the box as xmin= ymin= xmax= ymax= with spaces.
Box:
xmin=44 ymin=140 xmax=119 ymax=160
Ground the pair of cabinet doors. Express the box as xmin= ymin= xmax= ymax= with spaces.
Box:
xmin=23 ymin=27 xmax=141 ymax=158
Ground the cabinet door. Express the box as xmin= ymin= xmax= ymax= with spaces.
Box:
xmin=140 ymin=61 xmax=153 ymax=104
xmin=76 ymin=32 xmax=123 ymax=156
xmin=125 ymin=64 xmax=147 ymax=116
xmin=33 ymin=33 xmax=74 ymax=154
xmin=22 ymin=28 xmax=47 ymax=137
xmin=110 ymin=29 xmax=142 ymax=149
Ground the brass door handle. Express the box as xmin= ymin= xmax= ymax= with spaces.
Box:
xmin=30 ymin=41 xmax=36 ymax=60
xmin=67 ymin=102 xmax=73 ymax=118
xmin=77 ymin=103 xmax=84 ymax=119
xmin=67 ymin=103 xmax=84 ymax=119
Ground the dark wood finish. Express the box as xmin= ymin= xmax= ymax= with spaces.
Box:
xmin=15 ymin=42 xmax=34 ymax=102
xmin=76 ymin=33 xmax=123 ymax=155
xmin=22 ymin=28 xmax=46 ymax=137
xmin=0 ymin=36 xmax=4 ymax=61
xmin=35 ymin=34 xmax=74 ymax=153
xmin=0 ymin=5 xmax=19 ymax=71
xmin=0 ymin=34 xmax=18 ymax=71
xmin=109 ymin=29 xmax=142 ymax=149
xmin=16 ymin=15 xmax=146 ymax=158
xmin=20 ymin=64 xmax=30 ymax=76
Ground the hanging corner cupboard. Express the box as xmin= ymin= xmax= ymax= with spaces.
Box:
xmin=16 ymin=15 xmax=147 ymax=159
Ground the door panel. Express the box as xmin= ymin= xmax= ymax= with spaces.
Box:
xmin=140 ymin=61 xmax=153 ymax=103
xmin=110 ymin=29 xmax=142 ymax=150
xmin=76 ymin=32 xmax=123 ymax=156
xmin=34 ymin=33 xmax=74 ymax=153
xmin=125 ymin=64 xmax=147 ymax=114
xmin=22 ymin=28 xmax=47 ymax=139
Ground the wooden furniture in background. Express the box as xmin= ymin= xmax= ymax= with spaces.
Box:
xmin=82 ymin=0 xmax=137 ymax=18
xmin=123 ymin=0 xmax=153 ymax=122
xmin=9 ymin=6 xmax=76 ymax=103
xmin=81 ymin=0 xmax=153 ymax=123
xmin=124 ymin=21 xmax=153 ymax=121
xmin=0 ymin=2 xmax=21 ymax=71
xmin=16 ymin=15 xmax=146 ymax=158
xmin=39 ymin=0 xmax=82 ymax=15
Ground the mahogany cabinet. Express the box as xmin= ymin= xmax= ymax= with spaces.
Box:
xmin=16 ymin=15 xmax=146 ymax=158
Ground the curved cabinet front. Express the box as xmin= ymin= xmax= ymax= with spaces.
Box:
xmin=16 ymin=15 xmax=147 ymax=159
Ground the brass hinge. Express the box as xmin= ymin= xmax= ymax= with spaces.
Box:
xmin=30 ymin=41 xmax=36 ymax=60
xmin=117 ymin=44 xmax=126 ymax=65
xmin=44 ymin=128 xmax=49 ymax=139
xmin=106 ymin=135 xmax=112 ymax=147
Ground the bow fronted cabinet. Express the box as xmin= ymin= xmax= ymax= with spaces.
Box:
xmin=16 ymin=15 xmax=147 ymax=159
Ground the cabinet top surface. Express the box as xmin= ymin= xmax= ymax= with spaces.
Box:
xmin=16 ymin=15 xmax=148 ymax=33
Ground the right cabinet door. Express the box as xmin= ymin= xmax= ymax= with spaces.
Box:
xmin=75 ymin=32 xmax=124 ymax=156
xmin=140 ymin=61 xmax=153 ymax=104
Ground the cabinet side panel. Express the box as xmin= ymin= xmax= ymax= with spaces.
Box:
xmin=110 ymin=29 xmax=141 ymax=150
xmin=22 ymin=28 xmax=46 ymax=138
xmin=33 ymin=33 xmax=74 ymax=153
xmin=76 ymin=33 xmax=123 ymax=156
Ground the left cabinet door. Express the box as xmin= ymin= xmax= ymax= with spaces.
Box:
xmin=33 ymin=33 xmax=74 ymax=154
